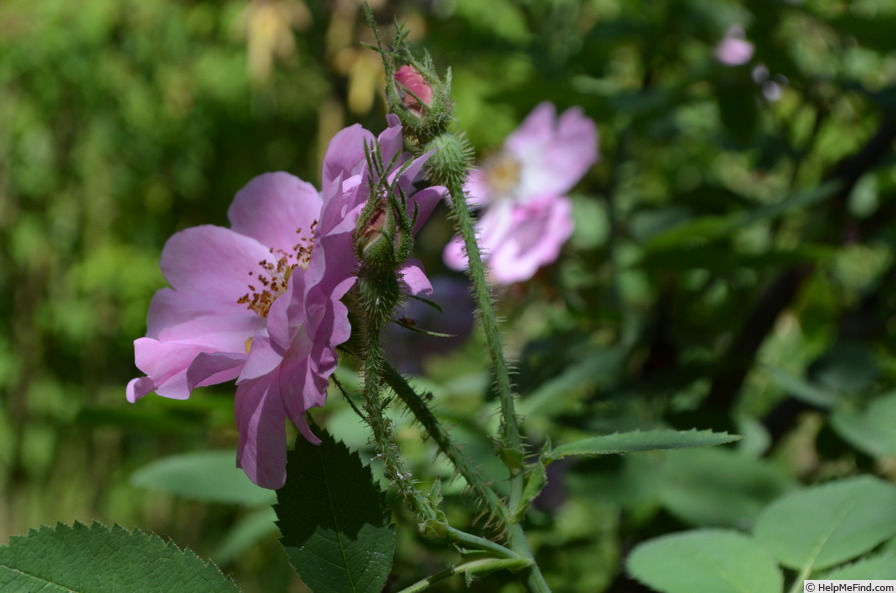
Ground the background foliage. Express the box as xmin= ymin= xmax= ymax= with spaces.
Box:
xmin=2 ymin=0 xmax=895 ymax=591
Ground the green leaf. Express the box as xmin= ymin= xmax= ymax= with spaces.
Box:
xmin=821 ymin=553 xmax=896 ymax=580
xmin=659 ymin=448 xmax=794 ymax=529
xmin=644 ymin=183 xmax=840 ymax=252
xmin=131 ymin=450 xmax=276 ymax=506
xmin=0 ymin=522 xmax=240 ymax=592
xmin=627 ymin=529 xmax=782 ymax=593
xmin=546 ymin=429 xmax=740 ymax=462
xmin=754 ymin=476 xmax=896 ymax=572
xmin=765 ymin=367 xmax=840 ymax=408
xmin=275 ymin=429 xmax=395 ymax=593
xmin=212 ymin=507 xmax=278 ymax=564
xmin=637 ymin=245 xmax=830 ymax=273
xmin=831 ymin=392 xmax=896 ymax=458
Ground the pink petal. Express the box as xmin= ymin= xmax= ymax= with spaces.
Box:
xmin=187 ymin=352 xmax=248 ymax=390
xmin=127 ymin=376 xmax=156 ymax=403
xmin=227 ymin=172 xmax=323 ymax=255
xmin=238 ymin=335 xmax=285 ymax=383
xmin=155 ymin=313 xmax=261 ymax=346
xmin=157 ymin=225 xmax=276 ymax=320
xmin=277 ymin=330 xmax=319 ymax=427
xmin=462 ymin=169 xmax=489 ymax=207
xmin=409 ymin=185 xmax=447 ymax=233
xmin=505 ymin=102 xmax=556 ymax=159
xmin=132 ymin=313 xmax=261 ymax=400
xmin=378 ymin=114 xmax=404 ymax=166
xmin=399 ymin=259 xmax=433 ymax=295
xmin=517 ymin=106 xmax=598 ymax=198
xmin=322 ymin=125 xmax=375 ymax=188
xmin=443 ymin=234 xmax=469 ymax=271
xmin=235 ymin=376 xmax=288 ymax=489
xmin=133 ymin=337 xmax=206 ymax=399
xmin=488 ymin=196 xmax=573 ymax=284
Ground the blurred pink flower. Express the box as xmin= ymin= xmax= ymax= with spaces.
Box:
xmin=128 ymin=115 xmax=443 ymax=488
xmin=444 ymin=102 xmax=598 ymax=284
xmin=714 ymin=26 xmax=754 ymax=66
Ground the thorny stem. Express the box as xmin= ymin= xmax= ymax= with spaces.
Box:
xmin=382 ymin=360 xmax=551 ymax=592
xmin=441 ymin=174 xmax=525 ymax=497
xmin=382 ymin=360 xmax=510 ymax=525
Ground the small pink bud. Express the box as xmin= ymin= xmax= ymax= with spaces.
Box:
xmin=395 ymin=65 xmax=433 ymax=116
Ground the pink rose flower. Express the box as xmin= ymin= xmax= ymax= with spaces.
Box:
xmin=128 ymin=115 xmax=444 ymax=488
xmin=443 ymin=102 xmax=598 ymax=284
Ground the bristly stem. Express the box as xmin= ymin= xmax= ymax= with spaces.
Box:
xmin=382 ymin=360 xmax=551 ymax=592
xmin=357 ymin=268 xmax=439 ymax=526
xmin=382 ymin=360 xmax=510 ymax=525
xmin=441 ymin=172 xmax=525 ymax=501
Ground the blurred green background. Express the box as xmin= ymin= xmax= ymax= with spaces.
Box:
xmin=2 ymin=0 xmax=896 ymax=591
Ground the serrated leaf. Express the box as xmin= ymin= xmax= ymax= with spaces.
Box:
xmin=755 ymin=476 xmax=896 ymax=572
xmin=131 ymin=450 xmax=276 ymax=506
xmin=627 ymin=529 xmax=782 ymax=593
xmin=275 ymin=430 xmax=395 ymax=593
xmin=821 ymin=553 xmax=896 ymax=580
xmin=0 ymin=522 xmax=240 ymax=592
xmin=546 ymin=429 xmax=740 ymax=462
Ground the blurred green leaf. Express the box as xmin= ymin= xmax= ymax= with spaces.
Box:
xmin=627 ymin=529 xmax=782 ymax=593
xmin=212 ymin=507 xmax=278 ymax=565
xmin=765 ymin=367 xmax=840 ymax=408
xmin=546 ymin=429 xmax=739 ymax=462
xmin=830 ymin=392 xmax=896 ymax=458
xmin=811 ymin=341 xmax=881 ymax=395
xmin=637 ymin=245 xmax=830 ymax=272
xmin=827 ymin=15 xmax=896 ymax=53
xmin=755 ymin=476 xmax=896 ymax=571
xmin=659 ymin=448 xmax=794 ymax=529
xmin=644 ymin=182 xmax=840 ymax=252
xmin=131 ymin=451 xmax=276 ymax=506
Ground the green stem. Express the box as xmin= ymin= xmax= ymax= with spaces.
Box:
xmin=396 ymin=558 xmax=533 ymax=593
xmin=509 ymin=523 xmax=552 ymax=593
xmin=357 ymin=272 xmax=440 ymax=526
xmin=442 ymin=175 xmax=525 ymax=502
xmin=382 ymin=360 xmax=510 ymax=524
xmin=445 ymin=526 xmax=518 ymax=559
xmin=381 ymin=361 xmax=551 ymax=592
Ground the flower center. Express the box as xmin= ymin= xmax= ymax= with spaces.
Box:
xmin=483 ymin=153 xmax=521 ymax=197
xmin=237 ymin=221 xmax=317 ymax=318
